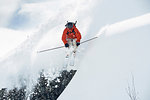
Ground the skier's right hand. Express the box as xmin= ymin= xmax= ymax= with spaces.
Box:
xmin=76 ymin=42 xmax=80 ymax=47
xmin=65 ymin=43 xmax=69 ymax=48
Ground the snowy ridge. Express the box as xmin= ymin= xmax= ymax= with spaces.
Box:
xmin=96 ymin=13 xmax=150 ymax=38
xmin=58 ymin=13 xmax=150 ymax=100
xmin=0 ymin=0 xmax=150 ymax=100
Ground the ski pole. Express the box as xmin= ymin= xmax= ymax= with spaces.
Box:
xmin=37 ymin=45 xmax=64 ymax=53
xmin=37 ymin=36 xmax=98 ymax=53
xmin=80 ymin=36 xmax=98 ymax=44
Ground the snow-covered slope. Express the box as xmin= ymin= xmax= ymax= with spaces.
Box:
xmin=0 ymin=0 xmax=150 ymax=99
xmin=58 ymin=22 xmax=150 ymax=100
xmin=58 ymin=0 xmax=150 ymax=100
xmin=0 ymin=0 xmax=97 ymax=90
xmin=0 ymin=28 xmax=27 ymax=59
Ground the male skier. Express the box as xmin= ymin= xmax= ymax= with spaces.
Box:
xmin=62 ymin=21 xmax=82 ymax=67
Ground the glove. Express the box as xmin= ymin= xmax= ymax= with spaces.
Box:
xmin=76 ymin=42 xmax=80 ymax=47
xmin=65 ymin=43 xmax=69 ymax=48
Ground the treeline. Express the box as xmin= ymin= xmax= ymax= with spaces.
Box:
xmin=0 ymin=70 xmax=76 ymax=100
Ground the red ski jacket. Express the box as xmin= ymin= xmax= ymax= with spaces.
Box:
xmin=62 ymin=25 xmax=81 ymax=44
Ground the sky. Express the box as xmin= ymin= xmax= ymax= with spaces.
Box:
xmin=0 ymin=0 xmax=150 ymax=100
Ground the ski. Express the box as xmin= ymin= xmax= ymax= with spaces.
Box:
xmin=37 ymin=45 xmax=64 ymax=53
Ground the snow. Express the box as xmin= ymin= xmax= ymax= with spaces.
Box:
xmin=58 ymin=0 xmax=150 ymax=100
xmin=0 ymin=28 xmax=27 ymax=59
xmin=58 ymin=22 xmax=150 ymax=100
xmin=0 ymin=0 xmax=150 ymax=100
xmin=0 ymin=0 xmax=96 ymax=90
xmin=95 ymin=13 xmax=150 ymax=38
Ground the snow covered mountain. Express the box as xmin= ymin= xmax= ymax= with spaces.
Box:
xmin=58 ymin=16 xmax=150 ymax=100
xmin=0 ymin=0 xmax=150 ymax=100
xmin=58 ymin=0 xmax=150 ymax=100
xmin=0 ymin=0 xmax=96 ymax=93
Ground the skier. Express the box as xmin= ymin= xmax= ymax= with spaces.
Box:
xmin=62 ymin=21 xmax=81 ymax=67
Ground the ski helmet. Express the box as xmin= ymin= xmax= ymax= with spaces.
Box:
xmin=65 ymin=21 xmax=77 ymax=28
xmin=65 ymin=22 xmax=73 ymax=28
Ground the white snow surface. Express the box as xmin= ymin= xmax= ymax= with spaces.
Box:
xmin=0 ymin=0 xmax=150 ymax=100
xmin=0 ymin=28 xmax=27 ymax=59
xmin=0 ymin=0 xmax=96 ymax=90
xmin=58 ymin=0 xmax=150 ymax=100
xmin=58 ymin=17 xmax=150 ymax=100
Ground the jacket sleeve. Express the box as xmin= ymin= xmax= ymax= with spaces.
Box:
xmin=75 ymin=28 xmax=82 ymax=43
xmin=62 ymin=29 xmax=67 ymax=45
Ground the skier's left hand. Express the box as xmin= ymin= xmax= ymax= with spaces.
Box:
xmin=76 ymin=42 xmax=80 ymax=47
xmin=65 ymin=43 xmax=69 ymax=48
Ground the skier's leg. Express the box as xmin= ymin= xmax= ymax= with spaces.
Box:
xmin=63 ymin=39 xmax=71 ymax=68
xmin=72 ymin=39 xmax=77 ymax=56
xmin=70 ymin=39 xmax=77 ymax=66
xmin=65 ymin=39 xmax=72 ymax=57
xmin=63 ymin=48 xmax=69 ymax=68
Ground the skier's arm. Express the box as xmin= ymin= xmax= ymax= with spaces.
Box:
xmin=76 ymin=28 xmax=81 ymax=43
xmin=62 ymin=29 xmax=68 ymax=45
